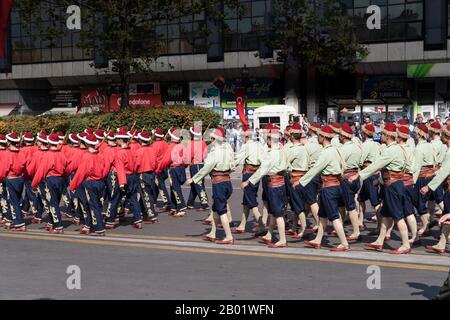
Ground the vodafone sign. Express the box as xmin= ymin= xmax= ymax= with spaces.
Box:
xmin=109 ymin=94 xmax=162 ymax=111
xmin=81 ymin=87 xmax=162 ymax=112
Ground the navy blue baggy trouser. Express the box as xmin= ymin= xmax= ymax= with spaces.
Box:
xmin=22 ymin=179 xmax=43 ymax=218
xmin=154 ymin=169 xmax=171 ymax=207
xmin=44 ymin=176 xmax=66 ymax=230
xmin=37 ymin=181 xmax=50 ymax=219
xmin=267 ymin=185 xmax=286 ymax=218
xmin=415 ymin=176 xmax=433 ymax=215
xmin=380 ymin=180 xmax=405 ymax=221
xmin=340 ymin=178 xmax=361 ymax=211
xmin=318 ymin=186 xmax=342 ymax=222
xmin=61 ymin=175 xmax=75 ymax=216
xmin=187 ymin=164 xmax=209 ymax=209
xmin=212 ymin=181 xmax=233 ymax=215
xmin=75 ymin=183 xmax=91 ymax=226
xmin=106 ymin=174 xmax=142 ymax=226
xmin=0 ymin=182 xmax=8 ymax=219
xmin=4 ymin=177 xmax=25 ymax=228
xmin=242 ymin=172 xmax=259 ymax=209
xmin=168 ymin=166 xmax=187 ymax=212
xmin=358 ymin=174 xmax=381 ymax=207
xmin=84 ymin=180 xmax=106 ymax=233
xmin=138 ymin=172 xmax=157 ymax=220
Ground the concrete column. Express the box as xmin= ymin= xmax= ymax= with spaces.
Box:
xmin=284 ymin=67 xmax=300 ymax=113
xmin=306 ymin=66 xmax=319 ymax=121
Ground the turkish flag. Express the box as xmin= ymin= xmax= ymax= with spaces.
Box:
xmin=0 ymin=0 xmax=14 ymax=58
xmin=234 ymin=88 xmax=248 ymax=127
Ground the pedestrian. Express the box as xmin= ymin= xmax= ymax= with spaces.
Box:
xmin=186 ymin=126 xmax=209 ymax=212
xmin=241 ymin=124 xmax=289 ymax=248
xmin=152 ymin=128 xmax=171 ymax=212
xmin=135 ymin=130 xmax=159 ymax=224
xmin=69 ymin=134 xmax=108 ymax=236
xmin=349 ymin=123 xmax=411 ymax=254
xmin=187 ymin=127 xmax=235 ymax=245
xmin=0 ymin=133 xmax=27 ymax=231
xmin=233 ymin=125 xmax=266 ymax=236
xmin=31 ymin=133 xmax=69 ymax=234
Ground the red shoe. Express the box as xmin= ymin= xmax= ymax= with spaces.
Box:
xmin=330 ymin=246 xmax=351 ymax=252
xmin=202 ymin=220 xmax=212 ymax=225
xmin=425 ymin=246 xmax=445 ymax=255
xmin=365 ymin=243 xmax=384 ymax=252
xmin=291 ymin=232 xmax=304 ymax=239
xmin=268 ymin=243 xmax=287 ymax=248
xmin=202 ymin=235 xmax=216 ymax=242
xmin=169 ymin=210 xmax=177 ymax=216
xmin=304 ymin=240 xmax=321 ymax=249
xmin=144 ymin=219 xmax=160 ymax=225
xmin=133 ymin=222 xmax=143 ymax=229
xmin=90 ymin=232 xmax=106 ymax=237
xmin=48 ymin=229 xmax=64 ymax=234
xmin=359 ymin=225 xmax=366 ymax=232
xmin=328 ymin=230 xmax=338 ymax=237
xmin=389 ymin=248 xmax=412 ymax=255
xmin=307 ymin=227 xmax=319 ymax=234
xmin=258 ymin=236 xmax=272 ymax=245
xmin=80 ymin=227 xmax=90 ymax=235
xmin=11 ymin=226 xmax=27 ymax=232
xmin=287 ymin=229 xmax=296 ymax=236
xmin=31 ymin=217 xmax=42 ymax=224
xmin=3 ymin=222 xmax=11 ymax=230
xmin=72 ymin=219 xmax=80 ymax=226
xmin=346 ymin=235 xmax=361 ymax=241
xmin=172 ymin=211 xmax=186 ymax=218
xmin=215 ymin=239 xmax=235 ymax=245
xmin=231 ymin=228 xmax=245 ymax=234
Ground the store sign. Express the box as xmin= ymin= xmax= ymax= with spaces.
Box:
xmin=51 ymin=89 xmax=81 ymax=108
xmin=81 ymin=83 xmax=162 ymax=112
xmin=223 ymin=108 xmax=255 ymax=120
xmin=162 ymin=83 xmax=192 ymax=105
xmin=363 ymin=76 xmax=407 ymax=100
xmin=190 ymin=82 xmax=220 ymax=108
xmin=221 ymin=80 xmax=280 ymax=109
xmin=408 ymin=63 xmax=450 ymax=78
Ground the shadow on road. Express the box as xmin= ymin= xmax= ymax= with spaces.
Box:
xmin=406 ymin=282 xmax=440 ymax=300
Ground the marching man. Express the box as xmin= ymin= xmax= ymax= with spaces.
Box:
xmin=186 ymin=127 xmax=235 ymax=245
xmin=241 ymin=124 xmax=289 ymax=248
xmin=233 ymin=126 xmax=266 ymax=236
xmin=349 ymin=123 xmax=411 ymax=254
xmin=297 ymin=125 xmax=350 ymax=252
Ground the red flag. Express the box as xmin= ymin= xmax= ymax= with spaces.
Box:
xmin=0 ymin=0 xmax=14 ymax=59
xmin=234 ymin=88 xmax=248 ymax=127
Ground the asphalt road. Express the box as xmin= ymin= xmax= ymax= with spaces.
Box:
xmin=0 ymin=174 xmax=449 ymax=300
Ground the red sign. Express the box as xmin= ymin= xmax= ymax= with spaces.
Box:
xmin=234 ymin=88 xmax=248 ymax=127
xmin=80 ymin=88 xmax=162 ymax=112
xmin=0 ymin=0 xmax=14 ymax=58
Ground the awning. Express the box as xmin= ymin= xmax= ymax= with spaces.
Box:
xmin=329 ymin=96 xmax=411 ymax=106
xmin=0 ymin=103 xmax=18 ymax=117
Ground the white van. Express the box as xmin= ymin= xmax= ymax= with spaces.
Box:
xmin=252 ymin=105 xmax=298 ymax=131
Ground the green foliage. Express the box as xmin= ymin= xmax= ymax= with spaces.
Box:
xmin=269 ymin=0 xmax=368 ymax=75
xmin=0 ymin=107 xmax=220 ymax=134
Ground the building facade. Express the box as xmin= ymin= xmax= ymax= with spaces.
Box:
xmin=1 ymin=0 xmax=450 ymax=124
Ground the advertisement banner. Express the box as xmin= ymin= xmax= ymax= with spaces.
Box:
xmin=221 ymin=98 xmax=279 ymax=109
xmin=161 ymin=83 xmax=192 ymax=105
xmin=220 ymin=79 xmax=281 ymax=109
xmin=407 ymin=63 xmax=450 ymax=78
xmin=81 ymin=87 xmax=162 ymax=112
xmin=223 ymin=108 xmax=255 ymax=120
xmin=51 ymin=89 xmax=81 ymax=108
xmin=362 ymin=75 xmax=407 ymax=100
xmin=189 ymin=82 xmax=220 ymax=108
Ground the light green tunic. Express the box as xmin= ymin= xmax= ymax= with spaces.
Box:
xmin=431 ymin=138 xmax=447 ymax=166
xmin=360 ymin=138 xmax=380 ymax=167
xmin=340 ymin=141 xmax=362 ymax=170
xmin=287 ymin=143 xmax=309 ymax=172
xmin=359 ymin=142 xmax=405 ymax=181
xmin=299 ymin=144 xmax=343 ymax=187
xmin=192 ymin=142 xmax=235 ymax=184
xmin=429 ymin=148 xmax=450 ymax=191
xmin=234 ymin=140 xmax=266 ymax=167
xmin=412 ymin=140 xmax=436 ymax=183
xmin=248 ymin=144 xmax=289 ymax=185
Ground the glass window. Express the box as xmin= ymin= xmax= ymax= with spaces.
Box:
xmin=252 ymin=1 xmax=266 ymax=16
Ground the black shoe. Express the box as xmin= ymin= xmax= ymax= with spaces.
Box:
xmin=254 ymin=230 xmax=268 ymax=238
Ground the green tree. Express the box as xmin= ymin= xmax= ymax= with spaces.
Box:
xmin=14 ymin=0 xmax=241 ymax=110
xmin=270 ymin=0 xmax=368 ymax=75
